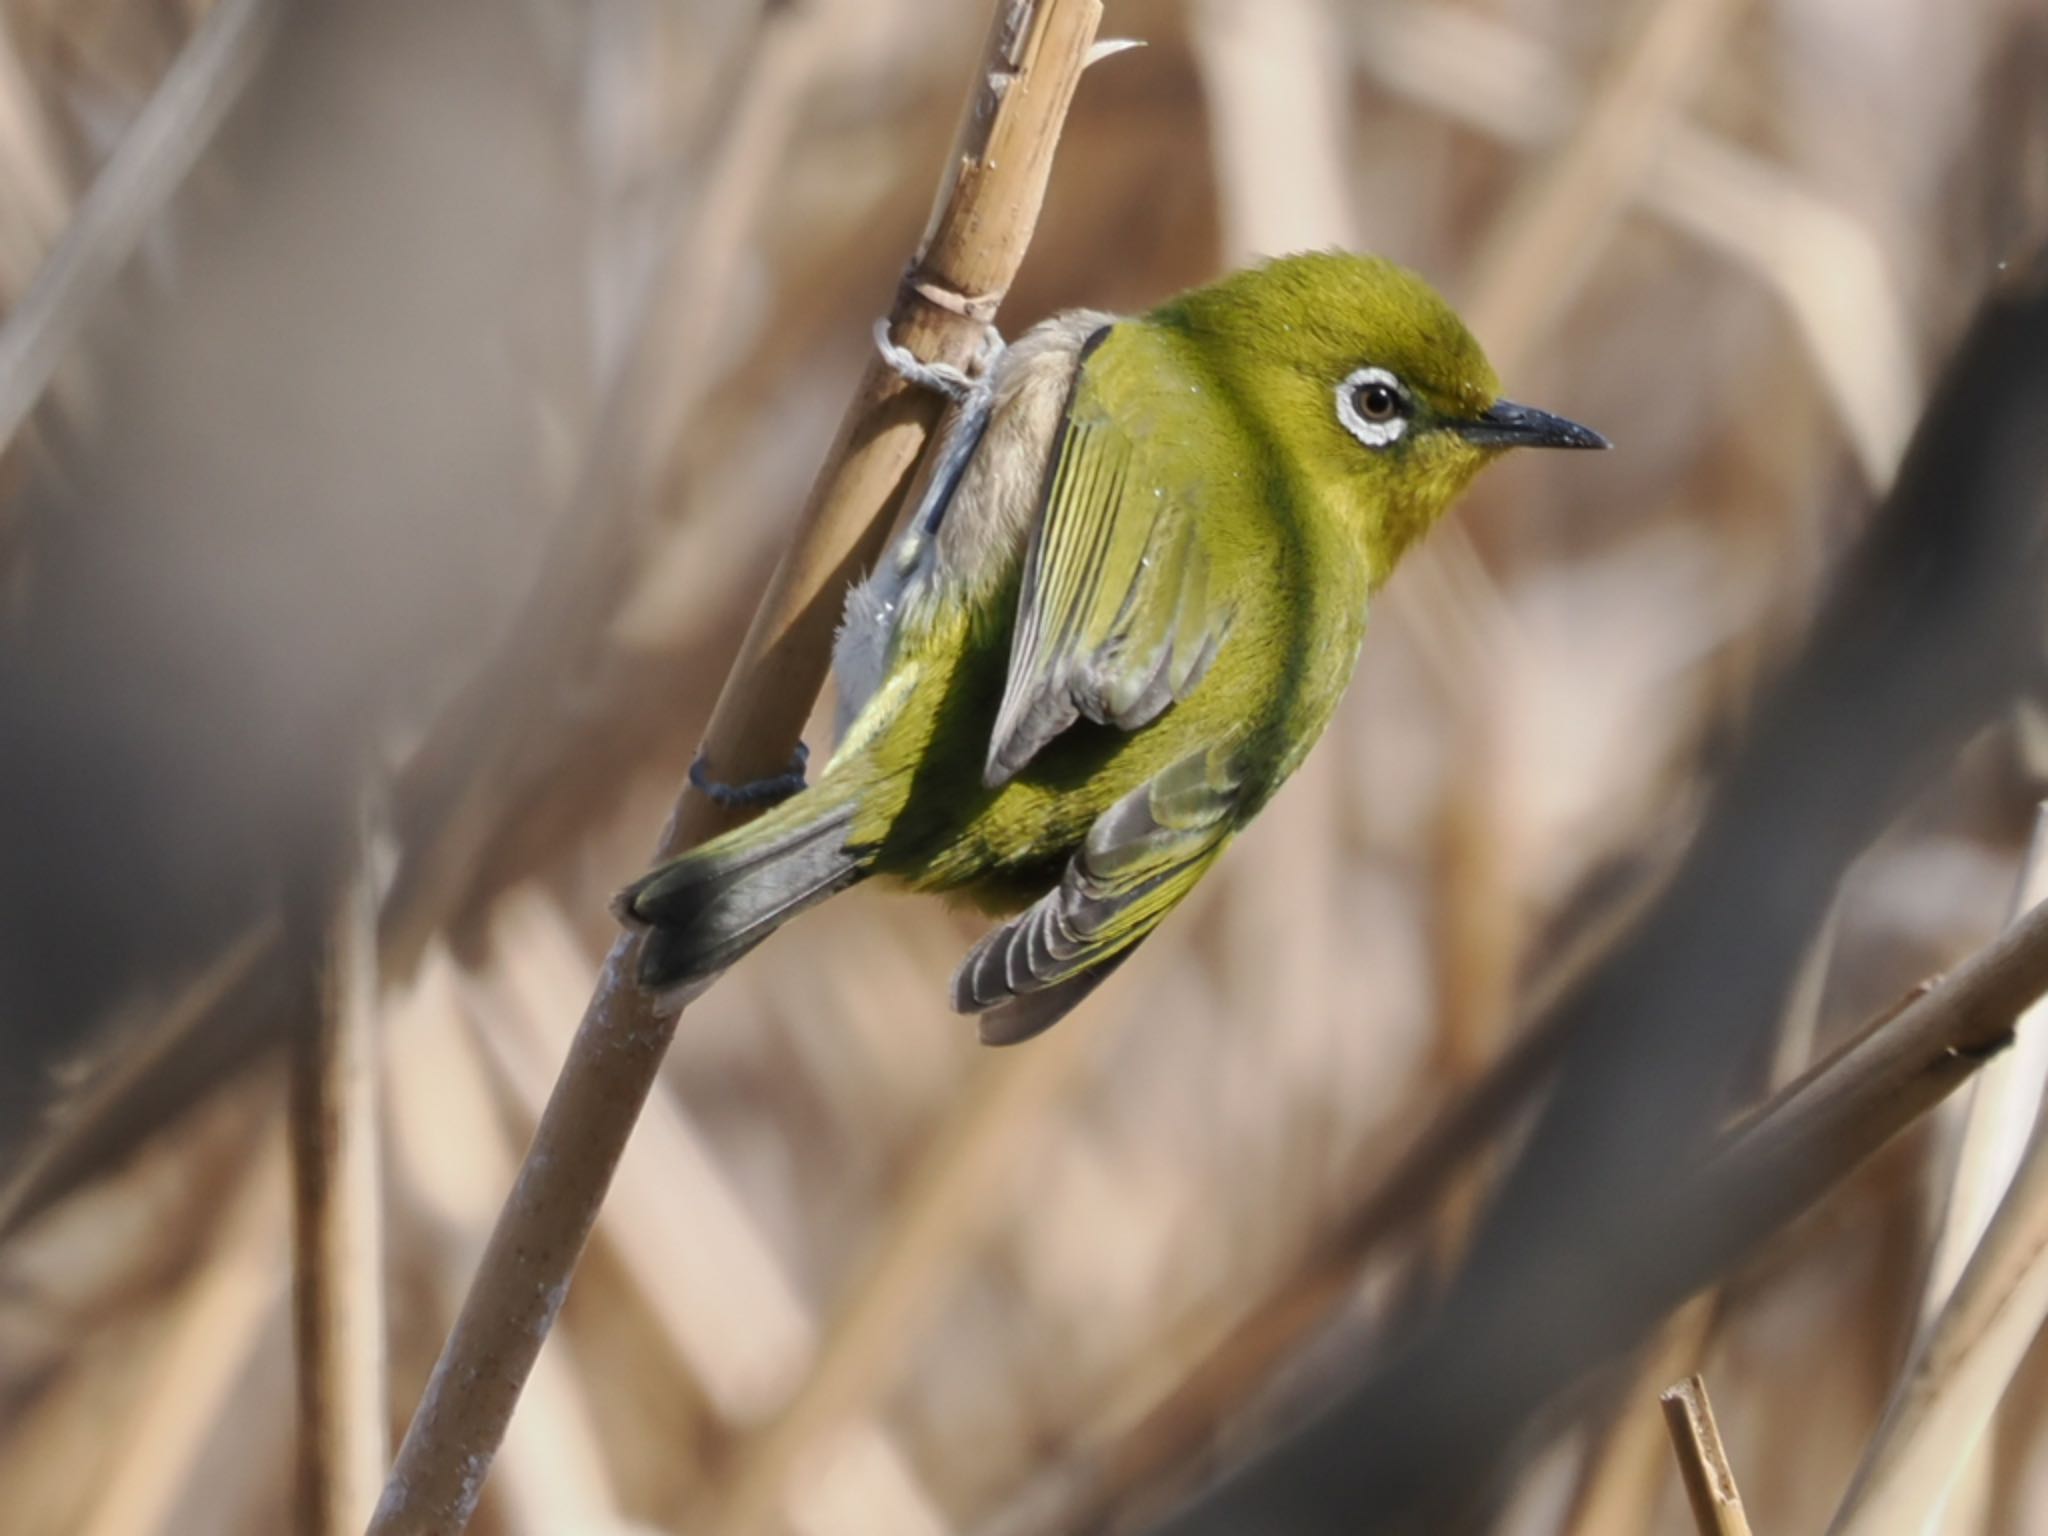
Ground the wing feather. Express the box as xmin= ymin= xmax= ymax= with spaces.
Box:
xmin=983 ymin=326 xmax=1231 ymax=787
xmin=953 ymin=744 xmax=1244 ymax=1043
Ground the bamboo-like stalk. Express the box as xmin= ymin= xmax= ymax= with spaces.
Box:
xmin=289 ymin=795 xmax=390 ymax=1536
xmin=367 ymin=5 xmax=1103 ymax=1530
xmin=1661 ymin=1375 xmax=1755 ymax=1536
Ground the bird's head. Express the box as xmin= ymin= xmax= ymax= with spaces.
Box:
xmin=1155 ymin=250 xmax=1606 ymax=578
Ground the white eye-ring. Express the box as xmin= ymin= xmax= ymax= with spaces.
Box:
xmin=1336 ymin=366 xmax=1411 ymax=449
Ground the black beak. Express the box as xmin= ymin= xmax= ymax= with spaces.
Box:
xmin=1457 ymin=398 xmax=1610 ymax=451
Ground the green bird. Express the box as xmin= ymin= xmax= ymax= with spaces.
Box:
xmin=617 ymin=251 xmax=1605 ymax=1043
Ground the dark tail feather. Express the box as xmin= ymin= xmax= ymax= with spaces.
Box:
xmin=615 ymin=799 xmax=866 ymax=991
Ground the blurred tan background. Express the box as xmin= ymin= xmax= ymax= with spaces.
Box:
xmin=0 ymin=0 xmax=2045 ymax=1533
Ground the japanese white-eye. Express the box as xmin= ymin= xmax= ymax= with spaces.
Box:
xmin=617 ymin=251 xmax=1606 ymax=1043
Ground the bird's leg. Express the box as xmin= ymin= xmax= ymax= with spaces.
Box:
xmin=871 ymin=316 xmax=1005 ymax=403
xmin=873 ymin=319 xmax=1004 ymax=549
xmin=688 ymin=741 xmax=809 ymax=810
xmin=971 ymin=321 xmax=1006 ymax=376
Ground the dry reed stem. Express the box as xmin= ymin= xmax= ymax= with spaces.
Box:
xmin=471 ymin=889 xmax=818 ymax=1423
xmin=75 ymin=1137 xmax=285 ymax=1536
xmin=1873 ymin=808 xmax=2048 ymax=1536
xmin=681 ymin=0 xmax=1098 ymax=818
xmin=289 ymin=797 xmax=390 ymax=1536
xmin=1824 ymin=860 xmax=2048 ymax=1536
xmin=1242 ymin=921 xmax=2048 ymax=1536
xmin=1650 ymin=901 xmax=2048 ymax=1339
xmin=1661 ymin=1375 xmax=1755 ymax=1536
xmin=1565 ymin=1297 xmax=1721 ymax=1536
xmin=1918 ymin=809 xmax=2048 ymax=1323
xmin=0 ymin=0 xmax=276 ymax=456
xmin=368 ymin=5 xmax=1102 ymax=1530
xmin=1770 ymin=900 xmax=1841 ymax=1087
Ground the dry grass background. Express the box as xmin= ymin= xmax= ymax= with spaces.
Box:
xmin=0 ymin=0 xmax=2045 ymax=1533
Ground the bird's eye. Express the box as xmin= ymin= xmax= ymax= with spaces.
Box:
xmin=1335 ymin=366 xmax=1411 ymax=449
xmin=1356 ymin=383 xmax=1398 ymax=421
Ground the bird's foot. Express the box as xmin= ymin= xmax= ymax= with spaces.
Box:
xmin=689 ymin=742 xmax=810 ymax=809
xmin=872 ymin=317 xmax=1005 ymax=403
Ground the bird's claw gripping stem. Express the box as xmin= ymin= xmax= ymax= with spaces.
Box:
xmin=689 ymin=742 xmax=809 ymax=810
xmin=874 ymin=318 xmax=1005 ymax=546
xmin=873 ymin=317 xmax=1004 ymax=403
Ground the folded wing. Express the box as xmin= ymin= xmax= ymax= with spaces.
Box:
xmin=954 ymin=742 xmax=1245 ymax=1043
xmin=983 ymin=325 xmax=1233 ymax=787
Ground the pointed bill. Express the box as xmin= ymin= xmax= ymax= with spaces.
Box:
xmin=1458 ymin=399 xmax=1610 ymax=451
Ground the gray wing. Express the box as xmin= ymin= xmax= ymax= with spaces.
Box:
xmin=954 ymin=741 xmax=1245 ymax=1043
